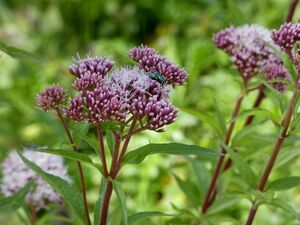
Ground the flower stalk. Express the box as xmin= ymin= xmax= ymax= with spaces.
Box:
xmin=56 ymin=108 xmax=92 ymax=225
xmin=245 ymin=85 xmax=299 ymax=225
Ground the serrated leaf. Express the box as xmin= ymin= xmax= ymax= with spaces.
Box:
xmin=94 ymin=177 xmax=107 ymax=225
xmin=0 ymin=40 xmax=40 ymax=59
xmin=0 ymin=181 xmax=34 ymax=212
xmin=221 ymin=143 xmax=257 ymax=188
xmin=18 ymin=151 xmax=86 ymax=224
xmin=112 ymin=180 xmax=128 ymax=225
xmin=106 ymin=130 xmax=115 ymax=156
xmin=124 ymin=143 xmax=218 ymax=164
xmin=267 ymin=176 xmax=300 ymax=191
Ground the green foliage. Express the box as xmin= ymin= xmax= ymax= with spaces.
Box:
xmin=124 ymin=143 xmax=218 ymax=164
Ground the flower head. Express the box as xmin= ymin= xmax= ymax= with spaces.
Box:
xmin=264 ymin=63 xmax=290 ymax=92
xmin=129 ymin=45 xmax=188 ymax=86
xmin=69 ymin=56 xmax=114 ymax=78
xmin=213 ymin=24 xmax=281 ymax=80
xmin=73 ymin=71 xmax=104 ymax=91
xmin=82 ymin=85 xmax=127 ymax=124
xmin=36 ymin=84 xmax=66 ymax=111
xmin=272 ymin=22 xmax=300 ymax=52
xmin=1 ymin=148 xmax=70 ymax=209
xmin=64 ymin=97 xmax=84 ymax=122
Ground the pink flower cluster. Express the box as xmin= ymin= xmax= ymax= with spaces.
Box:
xmin=129 ymin=45 xmax=188 ymax=86
xmin=213 ymin=24 xmax=281 ymax=80
xmin=36 ymin=46 xmax=185 ymax=132
xmin=264 ymin=63 xmax=290 ymax=92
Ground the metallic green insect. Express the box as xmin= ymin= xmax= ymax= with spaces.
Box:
xmin=148 ymin=71 xmax=167 ymax=85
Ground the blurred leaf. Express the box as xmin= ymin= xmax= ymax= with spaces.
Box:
xmin=0 ymin=40 xmax=40 ymax=59
xmin=94 ymin=178 xmax=107 ymax=225
xmin=101 ymin=121 xmax=121 ymax=132
xmin=213 ymin=98 xmax=227 ymax=136
xmin=31 ymin=148 xmax=103 ymax=173
xmin=72 ymin=122 xmax=90 ymax=145
xmin=221 ymin=143 xmax=257 ymax=188
xmin=206 ymin=196 xmax=240 ymax=215
xmin=183 ymin=108 xmax=224 ymax=138
xmin=268 ymin=198 xmax=299 ymax=220
xmin=80 ymin=134 xmax=101 ymax=158
xmin=127 ymin=211 xmax=178 ymax=225
xmin=106 ymin=129 xmax=115 ymax=156
xmin=0 ymin=181 xmax=34 ymax=212
xmin=267 ymin=176 xmax=300 ymax=191
xmin=229 ymin=108 xmax=278 ymax=124
xmin=18 ymin=151 xmax=86 ymax=225
xmin=112 ymin=180 xmax=128 ymax=225
xmin=124 ymin=143 xmax=218 ymax=164
xmin=174 ymin=174 xmax=200 ymax=207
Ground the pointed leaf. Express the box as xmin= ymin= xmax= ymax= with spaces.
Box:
xmin=127 ymin=211 xmax=178 ymax=225
xmin=0 ymin=181 xmax=34 ymax=212
xmin=18 ymin=152 xmax=86 ymax=224
xmin=124 ymin=143 xmax=218 ymax=164
xmin=267 ymin=176 xmax=300 ymax=191
xmin=0 ymin=40 xmax=40 ymax=59
xmin=72 ymin=122 xmax=90 ymax=145
xmin=221 ymin=143 xmax=257 ymax=188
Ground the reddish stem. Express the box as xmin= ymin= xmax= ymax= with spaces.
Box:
xmin=99 ymin=180 xmax=113 ymax=225
xmin=56 ymin=109 xmax=92 ymax=225
xmin=30 ymin=205 xmax=36 ymax=225
xmin=245 ymin=89 xmax=298 ymax=225
xmin=201 ymin=95 xmax=244 ymax=213
xmin=286 ymin=0 xmax=299 ymax=22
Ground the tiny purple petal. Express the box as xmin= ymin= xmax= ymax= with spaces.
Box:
xmin=264 ymin=63 xmax=290 ymax=92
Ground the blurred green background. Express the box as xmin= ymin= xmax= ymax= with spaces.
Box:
xmin=1 ymin=0 xmax=300 ymax=224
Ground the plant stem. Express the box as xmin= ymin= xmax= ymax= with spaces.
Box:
xmin=245 ymin=89 xmax=299 ymax=225
xmin=30 ymin=205 xmax=36 ymax=225
xmin=96 ymin=123 xmax=109 ymax=178
xmin=99 ymin=180 xmax=113 ymax=225
xmin=222 ymin=85 xmax=265 ymax=172
xmin=286 ymin=0 xmax=299 ymax=22
xmin=112 ymin=119 xmax=137 ymax=178
xmin=201 ymin=95 xmax=244 ymax=213
xmin=55 ymin=109 xmax=92 ymax=225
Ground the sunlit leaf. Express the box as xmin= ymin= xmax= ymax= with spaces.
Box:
xmin=124 ymin=143 xmax=218 ymax=164
xmin=267 ymin=176 xmax=300 ymax=191
xmin=0 ymin=40 xmax=40 ymax=59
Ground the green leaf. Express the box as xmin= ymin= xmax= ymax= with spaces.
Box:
xmin=106 ymin=129 xmax=115 ymax=156
xmin=229 ymin=108 xmax=277 ymax=124
xmin=18 ymin=151 xmax=87 ymax=224
xmin=112 ymin=180 xmax=128 ymax=225
xmin=127 ymin=211 xmax=177 ymax=225
xmin=182 ymin=108 xmax=224 ymax=138
xmin=124 ymin=143 xmax=218 ymax=164
xmin=174 ymin=174 xmax=200 ymax=207
xmin=268 ymin=198 xmax=299 ymax=220
xmin=221 ymin=143 xmax=257 ymax=188
xmin=94 ymin=178 xmax=107 ymax=225
xmin=72 ymin=122 xmax=90 ymax=145
xmin=0 ymin=40 xmax=40 ymax=59
xmin=206 ymin=196 xmax=240 ymax=215
xmin=0 ymin=181 xmax=34 ymax=212
xmin=80 ymin=134 xmax=101 ymax=158
xmin=267 ymin=176 xmax=300 ymax=191
xmin=32 ymin=148 xmax=103 ymax=173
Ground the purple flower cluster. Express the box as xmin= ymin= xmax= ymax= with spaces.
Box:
xmin=129 ymin=45 xmax=188 ymax=86
xmin=272 ymin=22 xmax=300 ymax=52
xmin=213 ymin=24 xmax=281 ymax=80
xmin=38 ymin=47 xmax=181 ymax=131
xmin=264 ymin=63 xmax=290 ymax=92
xmin=69 ymin=56 xmax=114 ymax=78
xmin=36 ymin=84 xmax=66 ymax=111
